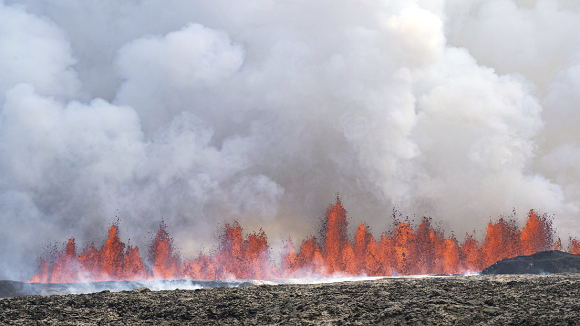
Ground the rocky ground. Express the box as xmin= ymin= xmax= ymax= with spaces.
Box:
xmin=1 ymin=274 xmax=579 ymax=325
xmin=482 ymin=250 xmax=580 ymax=275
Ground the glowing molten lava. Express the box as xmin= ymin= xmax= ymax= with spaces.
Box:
xmin=31 ymin=197 xmax=579 ymax=283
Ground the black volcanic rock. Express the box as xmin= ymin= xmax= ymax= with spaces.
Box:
xmin=0 ymin=279 xmax=254 ymax=299
xmin=482 ymin=250 xmax=580 ymax=275
xmin=2 ymin=274 xmax=580 ymax=325
xmin=0 ymin=281 xmax=41 ymax=299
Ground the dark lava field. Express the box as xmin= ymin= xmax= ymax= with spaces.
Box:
xmin=1 ymin=274 xmax=580 ymax=325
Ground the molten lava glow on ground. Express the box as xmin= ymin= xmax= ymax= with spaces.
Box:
xmin=30 ymin=198 xmax=580 ymax=283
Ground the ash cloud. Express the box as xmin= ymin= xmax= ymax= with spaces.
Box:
xmin=0 ymin=0 xmax=579 ymax=279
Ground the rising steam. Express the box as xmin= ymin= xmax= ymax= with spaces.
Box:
xmin=1 ymin=0 xmax=579 ymax=280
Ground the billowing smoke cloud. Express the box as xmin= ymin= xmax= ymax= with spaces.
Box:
xmin=1 ymin=0 xmax=579 ymax=279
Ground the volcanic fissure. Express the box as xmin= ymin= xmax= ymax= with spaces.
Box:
xmin=30 ymin=197 xmax=580 ymax=283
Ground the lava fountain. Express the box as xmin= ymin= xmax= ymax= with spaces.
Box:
xmin=30 ymin=197 xmax=580 ymax=284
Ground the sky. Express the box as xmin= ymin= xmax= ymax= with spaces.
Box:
xmin=1 ymin=0 xmax=579 ymax=279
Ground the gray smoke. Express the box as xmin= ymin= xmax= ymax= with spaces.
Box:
xmin=0 ymin=0 xmax=579 ymax=280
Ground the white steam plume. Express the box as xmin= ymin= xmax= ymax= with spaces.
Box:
xmin=0 ymin=0 xmax=579 ymax=279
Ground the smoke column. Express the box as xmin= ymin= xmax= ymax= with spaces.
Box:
xmin=0 ymin=0 xmax=579 ymax=280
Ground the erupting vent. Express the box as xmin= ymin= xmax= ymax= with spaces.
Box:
xmin=30 ymin=198 xmax=580 ymax=283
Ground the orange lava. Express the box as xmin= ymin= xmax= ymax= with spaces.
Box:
xmin=30 ymin=197 xmax=580 ymax=283
xmin=570 ymin=238 xmax=580 ymax=255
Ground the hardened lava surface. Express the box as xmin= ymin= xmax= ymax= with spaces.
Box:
xmin=1 ymin=274 xmax=580 ymax=325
